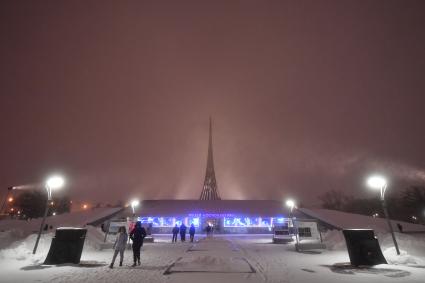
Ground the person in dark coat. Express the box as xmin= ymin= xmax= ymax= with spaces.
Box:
xmin=147 ymin=223 xmax=153 ymax=235
xmin=206 ymin=224 xmax=212 ymax=237
xmin=179 ymin=223 xmax=187 ymax=242
xmin=172 ymin=224 xmax=179 ymax=243
xmin=189 ymin=224 xmax=196 ymax=242
xmin=129 ymin=221 xmax=146 ymax=266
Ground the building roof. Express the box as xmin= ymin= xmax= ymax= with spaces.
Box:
xmin=123 ymin=200 xmax=300 ymax=218
xmin=299 ymin=208 xmax=425 ymax=233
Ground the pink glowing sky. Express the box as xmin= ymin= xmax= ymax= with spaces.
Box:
xmin=1 ymin=1 xmax=425 ymax=205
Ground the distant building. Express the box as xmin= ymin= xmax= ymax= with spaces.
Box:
xmin=119 ymin=199 xmax=308 ymax=234
xmin=112 ymin=119 xmax=307 ymax=234
xmin=199 ymin=117 xmax=220 ymax=200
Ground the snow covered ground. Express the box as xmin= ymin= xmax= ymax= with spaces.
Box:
xmin=0 ymin=208 xmax=424 ymax=282
xmin=300 ymin=208 xmax=425 ymax=233
xmin=0 ymin=231 xmax=424 ymax=283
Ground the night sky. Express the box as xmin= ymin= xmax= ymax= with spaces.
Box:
xmin=1 ymin=1 xmax=425 ymax=206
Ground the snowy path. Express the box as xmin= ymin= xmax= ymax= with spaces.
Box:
xmin=164 ymin=237 xmax=261 ymax=283
xmin=1 ymin=234 xmax=425 ymax=283
xmin=50 ymin=236 xmax=264 ymax=283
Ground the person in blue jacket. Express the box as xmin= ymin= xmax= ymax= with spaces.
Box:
xmin=189 ymin=224 xmax=196 ymax=242
xmin=179 ymin=223 xmax=187 ymax=242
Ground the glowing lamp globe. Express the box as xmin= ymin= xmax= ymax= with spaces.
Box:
xmin=285 ymin=199 xmax=295 ymax=209
xmin=131 ymin=200 xmax=139 ymax=208
xmin=367 ymin=176 xmax=386 ymax=190
xmin=46 ymin=176 xmax=65 ymax=189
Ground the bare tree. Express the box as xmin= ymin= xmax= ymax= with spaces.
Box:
xmin=318 ymin=189 xmax=351 ymax=211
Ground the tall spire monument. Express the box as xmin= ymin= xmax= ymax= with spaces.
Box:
xmin=200 ymin=118 xmax=221 ymax=200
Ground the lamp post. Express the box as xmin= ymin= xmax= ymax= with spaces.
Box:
xmin=33 ymin=175 xmax=65 ymax=254
xmin=367 ymin=175 xmax=400 ymax=255
xmin=285 ymin=199 xmax=298 ymax=248
xmin=286 ymin=199 xmax=295 ymax=217
xmin=131 ymin=199 xmax=139 ymax=217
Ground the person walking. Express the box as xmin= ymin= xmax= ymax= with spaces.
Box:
xmin=109 ymin=226 xmax=128 ymax=268
xmin=129 ymin=221 xmax=147 ymax=267
xmin=189 ymin=224 xmax=196 ymax=242
xmin=206 ymin=224 xmax=212 ymax=238
xmin=179 ymin=223 xmax=187 ymax=242
xmin=172 ymin=224 xmax=179 ymax=243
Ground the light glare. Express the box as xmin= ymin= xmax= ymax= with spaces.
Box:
xmin=46 ymin=176 xmax=65 ymax=189
xmin=367 ymin=175 xmax=386 ymax=189
xmin=286 ymin=199 xmax=295 ymax=209
xmin=131 ymin=200 xmax=140 ymax=207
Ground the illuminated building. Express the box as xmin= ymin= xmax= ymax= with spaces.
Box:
xmin=113 ymin=120 xmax=307 ymax=233
xmin=117 ymin=199 xmax=307 ymax=234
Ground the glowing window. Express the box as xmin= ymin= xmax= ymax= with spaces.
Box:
xmin=189 ymin=217 xmax=200 ymax=227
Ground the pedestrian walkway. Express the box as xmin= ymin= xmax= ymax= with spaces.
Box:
xmin=165 ymin=237 xmax=260 ymax=283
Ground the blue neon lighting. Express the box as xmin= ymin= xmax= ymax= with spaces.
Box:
xmin=223 ymin=217 xmax=274 ymax=227
xmin=139 ymin=217 xmax=175 ymax=227
xmin=137 ymin=215 xmax=288 ymax=228
xmin=190 ymin=217 xmax=200 ymax=227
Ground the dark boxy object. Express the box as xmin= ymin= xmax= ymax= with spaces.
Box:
xmin=44 ymin=228 xmax=87 ymax=265
xmin=342 ymin=229 xmax=387 ymax=266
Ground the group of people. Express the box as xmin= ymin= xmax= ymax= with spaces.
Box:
xmin=109 ymin=221 xmax=146 ymax=268
xmin=109 ymin=221 xmax=207 ymax=268
xmin=172 ymin=223 xmax=196 ymax=242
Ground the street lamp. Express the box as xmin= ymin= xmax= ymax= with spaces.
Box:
xmin=131 ymin=199 xmax=139 ymax=216
xmin=33 ymin=175 xmax=65 ymax=254
xmin=285 ymin=199 xmax=299 ymax=249
xmin=0 ymin=186 xmax=15 ymax=214
xmin=367 ymin=175 xmax=400 ymax=255
xmin=285 ymin=199 xmax=295 ymax=217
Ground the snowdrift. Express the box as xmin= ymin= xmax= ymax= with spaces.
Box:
xmin=0 ymin=207 xmax=121 ymax=249
xmin=300 ymin=208 xmax=425 ymax=233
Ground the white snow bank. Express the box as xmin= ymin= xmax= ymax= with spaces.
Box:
xmin=0 ymin=233 xmax=52 ymax=264
xmin=84 ymin=226 xmax=108 ymax=250
xmin=0 ymin=207 xmax=122 ymax=249
xmin=300 ymin=208 xmax=425 ymax=233
xmin=0 ymin=229 xmax=28 ymax=249
xmin=379 ymin=232 xmax=425 ymax=258
xmin=0 ymin=227 xmax=103 ymax=264
xmin=321 ymin=229 xmax=425 ymax=266
xmin=383 ymin=247 xmax=425 ymax=265
xmin=321 ymin=230 xmax=347 ymax=250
